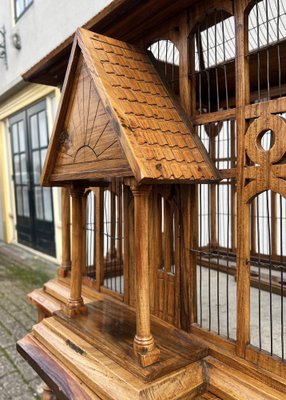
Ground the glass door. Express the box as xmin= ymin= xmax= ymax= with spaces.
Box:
xmin=9 ymin=100 xmax=55 ymax=256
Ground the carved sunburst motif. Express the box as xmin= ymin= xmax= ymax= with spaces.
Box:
xmin=59 ymin=58 xmax=118 ymax=164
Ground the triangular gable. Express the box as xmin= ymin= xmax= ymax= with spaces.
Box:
xmin=41 ymin=29 xmax=221 ymax=186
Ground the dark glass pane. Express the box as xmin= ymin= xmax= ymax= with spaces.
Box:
xmin=32 ymin=151 xmax=40 ymax=183
xmin=18 ymin=121 xmax=26 ymax=152
xmin=14 ymin=155 xmax=21 ymax=184
xmin=34 ymin=187 xmax=44 ymax=220
xmin=16 ymin=187 xmax=23 ymax=216
xmin=12 ymin=124 xmax=19 ymax=153
xmin=20 ymin=153 xmax=28 ymax=184
xmin=43 ymin=188 xmax=53 ymax=222
xmin=23 ymin=187 xmax=30 ymax=217
xmin=30 ymin=114 xmax=39 ymax=149
xmin=41 ymin=148 xmax=47 ymax=170
xmin=39 ymin=110 xmax=48 ymax=147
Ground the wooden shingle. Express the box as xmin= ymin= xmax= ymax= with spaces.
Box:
xmin=41 ymin=28 xmax=220 ymax=186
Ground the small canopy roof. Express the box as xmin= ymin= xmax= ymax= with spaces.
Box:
xmin=41 ymin=28 xmax=221 ymax=186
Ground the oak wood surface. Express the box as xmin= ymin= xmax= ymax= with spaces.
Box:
xmin=17 ymin=335 xmax=99 ymax=400
xmin=54 ymin=298 xmax=208 ymax=382
xmin=31 ymin=317 xmax=206 ymax=400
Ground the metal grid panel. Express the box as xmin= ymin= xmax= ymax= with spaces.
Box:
xmin=148 ymin=40 xmax=180 ymax=95
xmin=193 ymin=10 xmax=235 ymax=113
xmin=196 ymin=120 xmax=237 ymax=340
xmin=248 ymin=0 xmax=286 ymax=101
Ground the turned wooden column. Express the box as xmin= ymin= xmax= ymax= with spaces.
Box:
xmin=58 ymin=187 xmax=71 ymax=277
xmin=64 ymin=185 xmax=88 ymax=317
xmin=131 ymin=184 xmax=160 ymax=367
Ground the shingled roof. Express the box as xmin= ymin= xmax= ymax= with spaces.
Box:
xmin=41 ymin=28 xmax=221 ymax=186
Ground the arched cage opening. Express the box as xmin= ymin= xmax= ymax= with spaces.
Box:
xmin=250 ymin=190 xmax=286 ymax=361
xmin=148 ymin=40 xmax=180 ymax=95
xmin=248 ymin=0 xmax=286 ymax=102
xmin=191 ymin=9 xmax=235 ymax=114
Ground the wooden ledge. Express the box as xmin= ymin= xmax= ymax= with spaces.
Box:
xmin=17 ymin=335 xmax=99 ymax=400
xmin=25 ymin=317 xmax=206 ymax=400
xmin=53 ymin=299 xmax=208 ymax=383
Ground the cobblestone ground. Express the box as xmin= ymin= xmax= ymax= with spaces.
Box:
xmin=0 ymin=242 xmax=57 ymax=400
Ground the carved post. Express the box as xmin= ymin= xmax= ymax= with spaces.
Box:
xmin=63 ymin=186 xmax=88 ymax=317
xmin=131 ymin=184 xmax=160 ymax=367
xmin=58 ymin=187 xmax=71 ymax=277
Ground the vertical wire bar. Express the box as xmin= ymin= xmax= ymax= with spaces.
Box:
xmin=277 ymin=0 xmax=282 ymax=97
xmin=114 ymin=186 xmax=117 ymax=293
xmin=266 ymin=191 xmax=273 ymax=355
xmin=216 ymin=129 xmax=220 ymax=335
xmin=120 ymin=183 xmax=123 ymax=294
xmin=256 ymin=1 xmax=261 ymax=101
xmin=206 ymin=15 xmax=211 ymax=113
xmin=197 ymin=26 xmax=202 ymax=114
xmin=165 ymin=40 xmax=168 ymax=77
xmin=104 ymin=190 xmax=108 ymax=289
xmin=111 ymin=185 xmax=115 ymax=292
xmin=280 ymin=195 xmax=284 ymax=361
xmin=256 ymin=195 xmax=262 ymax=350
xmin=199 ymin=180 xmax=203 ymax=327
xmin=266 ymin=0 xmax=271 ymax=100
xmin=215 ymin=10 xmax=220 ymax=111
xmin=172 ymin=43 xmax=175 ymax=91
xmin=266 ymin=47 xmax=270 ymax=100
xmin=208 ymin=180 xmax=212 ymax=331
xmin=221 ymin=10 xmax=229 ymax=109
xmin=226 ymin=121 xmax=231 ymax=338
xmin=93 ymin=191 xmax=97 ymax=281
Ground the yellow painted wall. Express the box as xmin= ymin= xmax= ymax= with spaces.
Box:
xmin=0 ymin=83 xmax=62 ymax=261
xmin=0 ymin=119 xmax=15 ymax=243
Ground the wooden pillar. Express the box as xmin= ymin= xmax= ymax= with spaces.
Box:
xmin=131 ymin=184 xmax=160 ymax=367
xmin=58 ymin=187 xmax=71 ymax=278
xmin=235 ymin=0 xmax=251 ymax=357
xmin=63 ymin=186 xmax=88 ymax=317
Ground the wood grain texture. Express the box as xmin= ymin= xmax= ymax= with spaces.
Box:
xmin=58 ymin=187 xmax=71 ymax=276
xmin=30 ymin=317 xmax=206 ymax=400
xmin=21 ymin=1 xmax=286 ymax=398
xmin=51 ymin=54 xmax=131 ymax=184
xmin=17 ymin=335 xmax=99 ymax=400
xmin=63 ymin=186 xmax=88 ymax=316
xmin=53 ymin=298 xmax=207 ymax=382
xmin=131 ymin=184 xmax=160 ymax=366
xmin=42 ymin=28 xmax=221 ymax=186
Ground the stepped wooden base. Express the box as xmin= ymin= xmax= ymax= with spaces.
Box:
xmin=17 ymin=317 xmax=206 ymax=400
xmin=54 ymin=299 xmax=207 ymax=382
xmin=25 ymin=279 xmax=286 ymax=399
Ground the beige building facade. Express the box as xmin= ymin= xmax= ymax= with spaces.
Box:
xmin=0 ymin=0 xmax=111 ymax=260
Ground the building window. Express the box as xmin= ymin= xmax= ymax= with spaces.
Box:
xmin=15 ymin=0 xmax=33 ymax=21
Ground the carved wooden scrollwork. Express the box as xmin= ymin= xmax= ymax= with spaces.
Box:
xmin=244 ymin=113 xmax=286 ymax=202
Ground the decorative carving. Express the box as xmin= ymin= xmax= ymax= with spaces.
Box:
xmin=51 ymin=56 xmax=130 ymax=182
xmin=244 ymin=113 xmax=286 ymax=202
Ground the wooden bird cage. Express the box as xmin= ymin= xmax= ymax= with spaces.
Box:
xmin=17 ymin=1 xmax=286 ymax=399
